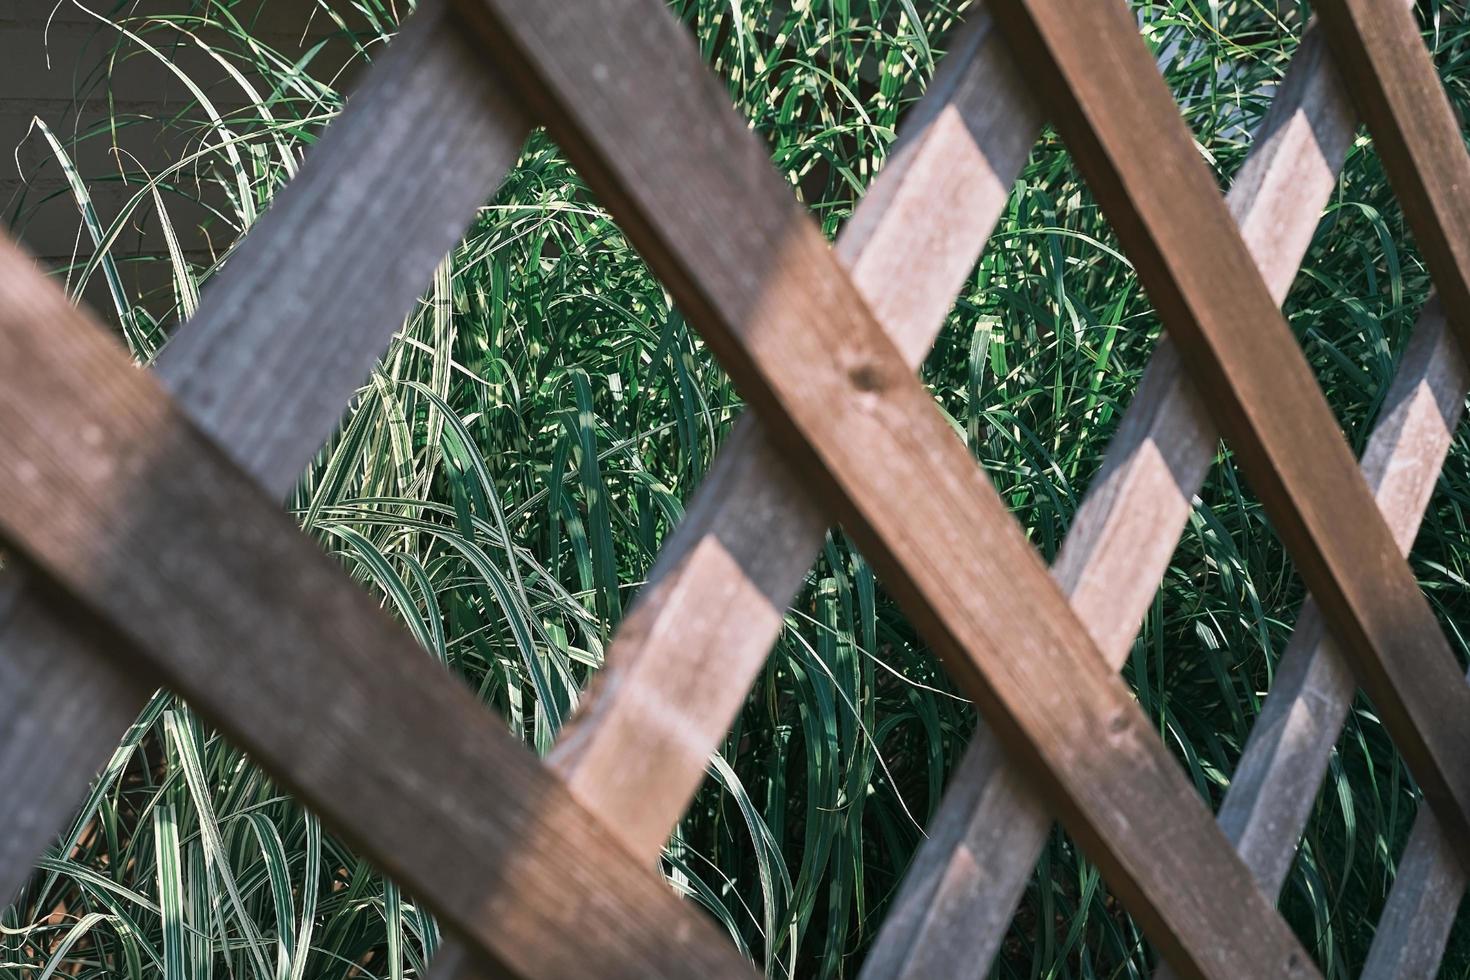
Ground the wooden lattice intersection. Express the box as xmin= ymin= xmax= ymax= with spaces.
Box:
xmin=2 ymin=1 xmax=1469 ymax=977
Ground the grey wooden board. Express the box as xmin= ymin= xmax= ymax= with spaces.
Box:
xmin=0 ymin=0 xmax=526 ymax=906
xmin=452 ymin=0 xmax=1320 ymax=974
xmin=0 ymin=190 xmax=753 ymax=980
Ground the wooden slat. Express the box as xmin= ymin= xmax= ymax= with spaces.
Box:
xmin=1153 ymin=302 xmax=1469 ymax=980
xmin=864 ymin=24 xmax=1370 ymax=975
xmin=1213 ymin=298 xmax=1466 ymax=892
xmin=985 ymin=0 xmax=1470 ymax=873
xmin=1302 ymin=1 xmax=1470 ymax=970
xmin=1310 ymin=0 xmax=1470 ymax=330
xmin=0 ymin=0 xmax=531 ymax=905
xmin=159 ymin=8 xmax=528 ymax=490
xmin=452 ymin=0 xmax=1318 ymax=975
xmin=547 ymin=8 xmax=1041 ymax=861
xmin=0 ymin=230 xmax=754 ymax=980
xmin=1361 ymin=768 xmax=1466 ymax=978
xmin=430 ymin=17 xmax=1042 ymax=978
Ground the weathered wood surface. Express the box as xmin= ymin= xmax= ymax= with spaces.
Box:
xmin=430 ymin=14 xmax=1044 ymax=980
xmin=0 ymin=228 xmax=754 ymax=978
xmin=0 ymin=0 xmax=532 ymax=905
xmin=1306 ymin=0 xmax=1470 ymax=970
xmin=454 ymin=0 xmax=1318 ymax=974
xmin=1361 ymin=754 xmax=1467 ymax=978
xmin=1155 ymin=300 xmax=1468 ymax=980
xmin=548 ymin=8 xmax=1040 ymax=862
xmin=988 ymin=0 xmax=1470 ymax=877
xmin=865 ymin=22 xmax=1370 ymax=976
xmin=1312 ymin=0 xmax=1470 ymax=330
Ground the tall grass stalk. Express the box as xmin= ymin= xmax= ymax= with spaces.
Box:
xmin=5 ymin=0 xmax=1470 ymax=976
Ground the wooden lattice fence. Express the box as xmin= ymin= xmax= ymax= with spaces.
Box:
xmin=1 ymin=0 xmax=1468 ymax=977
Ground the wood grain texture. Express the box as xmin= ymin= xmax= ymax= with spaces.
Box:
xmin=864 ymin=25 xmax=1365 ymax=976
xmin=429 ymin=16 xmax=1042 ymax=980
xmin=1361 ymin=769 xmax=1466 ymax=978
xmin=1212 ymin=299 xmax=1466 ymax=892
xmin=987 ymin=0 xmax=1470 ymax=874
xmin=453 ymin=0 xmax=1318 ymax=974
xmin=0 ymin=230 xmax=754 ymax=979
xmin=0 ymin=0 xmax=531 ymax=906
xmin=1304 ymin=4 xmax=1470 ymax=971
xmin=546 ymin=8 xmax=1041 ymax=862
xmin=1155 ymin=301 xmax=1470 ymax=980
xmin=1310 ymin=0 xmax=1470 ymax=331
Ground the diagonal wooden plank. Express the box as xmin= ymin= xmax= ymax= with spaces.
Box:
xmin=1300 ymin=1 xmax=1470 ymax=970
xmin=0 ymin=229 xmax=754 ymax=980
xmin=426 ymin=17 xmax=1042 ymax=979
xmin=451 ymin=0 xmax=1319 ymax=974
xmin=1149 ymin=301 xmax=1469 ymax=980
xmin=865 ymin=24 xmax=1393 ymax=975
xmin=1309 ymin=0 xmax=1470 ymax=328
xmin=0 ymin=0 xmax=532 ymax=906
xmin=547 ymin=8 xmax=1041 ymax=862
xmin=1361 ymin=764 xmax=1467 ymax=978
xmin=984 ymin=0 xmax=1470 ymax=874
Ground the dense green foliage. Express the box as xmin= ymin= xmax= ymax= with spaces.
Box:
xmin=6 ymin=0 xmax=1470 ymax=976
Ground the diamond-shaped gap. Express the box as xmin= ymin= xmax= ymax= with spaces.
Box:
xmin=8 ymin=1 xmax=1458 ymax=980
xmin=467 ymin=0 xmax=1422 ymax=975
xmin=848 ymin=4 xmax=1470 ymax=980
xmin=882 ymin=9 xmax=1470 ymax=980
xmin=2 ymin=1 xmax=983 ymax=976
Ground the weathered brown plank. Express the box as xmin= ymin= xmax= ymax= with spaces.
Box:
xmin=453 ymin=0 xmax=1317 ymax=974
xmin=1310 ymin=0 xmax=1470 ymax=330
xmin=1303 ymin=3 xmax=1470 ymax=970
xmin=428 ymin=17 xmax=1042 ymax=979
xmin=0 ymin=230 xmax=753 ymax=979
xmin=548 ymin=8 xmax=1041 ymax=861
xmin=985 ymin=0 xmax=1470 ymax=874
xmin=0 ymin=0 xmax=532 ymax=905
xmin=865 ymin=24 xmax=1370 ymax=975
xmin=1361 ymin=770 xmax=1466 ymax=978
xmin=1214 ymin=299 xmax=1466 ymax=884
xmin=1153 ymin=301 xmax=1469 ymax=980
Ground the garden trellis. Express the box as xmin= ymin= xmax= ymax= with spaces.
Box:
xmin=0 ymin=0 xmax=1468 ymax=976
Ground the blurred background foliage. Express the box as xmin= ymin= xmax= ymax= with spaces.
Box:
xmin=4 ymin=0 xmax=1470 ymax=976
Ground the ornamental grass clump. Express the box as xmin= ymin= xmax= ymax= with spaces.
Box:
xmin=4 ymin=1 xmax=1470 ymax=976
